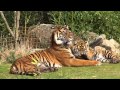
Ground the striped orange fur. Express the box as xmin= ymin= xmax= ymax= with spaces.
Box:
xmin=10 ymin=25 xmax=101 ymax=76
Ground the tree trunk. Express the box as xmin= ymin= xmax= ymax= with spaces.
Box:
xmin=0 ymin=11 xmax=21 ymax=49
xmin=14 ymin=11 xmax=20 ymax=49
xmin=0 ymin=11 xmax=15 ymax=38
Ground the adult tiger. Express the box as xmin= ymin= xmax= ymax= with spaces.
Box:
xmin=10 ymin=25 xmax=101 ymax=76
xmin=71 ymin=39 xmax=120 ymax=64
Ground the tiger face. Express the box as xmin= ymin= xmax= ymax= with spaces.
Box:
xmin=51 ymin=25 xmax=73 ymax=47
xmin=71 ymin=39 xmax=89 ymax=58
xmin=71 ymin=39 xmax=98 ymax=60
xmin=93 ymin=46 xmax=107 ymax=62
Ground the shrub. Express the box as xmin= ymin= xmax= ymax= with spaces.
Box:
xmin=49 ymin=11 xmax=120 ymax=43
xmin=0 ymin=44 xmax=32 ymax=64
xmin=6 ymin=51 xmax=20 ymax=63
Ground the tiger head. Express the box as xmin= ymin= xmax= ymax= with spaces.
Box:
xmin=93 ymin=46 xmax=107 ymax=62
xmin=51 ymin=25 xmax=73 ymax=47
xmin=71 ymin=39 xmax=90 ymax=58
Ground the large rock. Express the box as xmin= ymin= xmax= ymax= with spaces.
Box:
xmin=89 ymin=33 xmax=120 ymax=55
xmin=96 ymin=34 xmax=106 ymax=40
xmin=91 ymin=34 xmax=120 ymax=54
xmin=102 ymin=39 xmax=120 ymax=54
xmin=89 ymin=38 xmax=103 ymax=48
xmin=85 ymin=31 xmax=99 ymax=43
xmin=26 ymin=24 xmax=55 ymax=48
xmin=102 ymin=39 xmax=114 ymax=50
xmin=109 ymin=39 xmax=120 ymax=48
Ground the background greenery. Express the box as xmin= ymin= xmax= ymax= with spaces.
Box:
xmin=49 ymin=11 xmax=120 ymax=42
xmin=1 ymin=11 xmax=120 ymax=42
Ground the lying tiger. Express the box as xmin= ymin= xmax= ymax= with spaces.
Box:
xmin=10 ymin=25 xmax=101 ymax=76
xmin=94 ymin=46 xmax=120 ymax=63
xmin=71 ymin=39 xmax=120 ymax=64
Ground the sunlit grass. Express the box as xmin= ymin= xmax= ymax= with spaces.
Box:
xmin=0 ymin=63 xmax=120 ymax=79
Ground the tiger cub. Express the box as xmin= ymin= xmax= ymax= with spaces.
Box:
xmin=71 ymin=39 xmax=94 ymax=60
xmin=94 ymin=46 xmax=120 ymax=63
xmin=71 ymin=39 xmax=120 ymax=64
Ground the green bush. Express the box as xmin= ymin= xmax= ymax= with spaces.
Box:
xmin=49 ymin=11 xmax=120 ymax=43
xmin=1 ymin=11 xmax=120 ymax=46
xmin=6 ymin=51 xmax=22 ymax=63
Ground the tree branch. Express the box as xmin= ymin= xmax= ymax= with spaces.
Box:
xmin=0 ymin=11 xmax=15 ymax=38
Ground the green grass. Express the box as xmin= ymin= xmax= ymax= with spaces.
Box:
xmin=0 ymin=62 xmax=120 ymax=79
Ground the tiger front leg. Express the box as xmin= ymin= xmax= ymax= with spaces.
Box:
xmin=61 ymin=58 xmax=102 ymax=67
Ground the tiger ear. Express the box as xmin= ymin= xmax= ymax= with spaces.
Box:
xmin=64 ymin=25 xmax=69 ymax=29
xmin=85 ymin=41 xmax=89 ymax=45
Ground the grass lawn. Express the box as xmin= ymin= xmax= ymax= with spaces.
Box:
xmin=0 ymin=62 xmax=120 ymax=79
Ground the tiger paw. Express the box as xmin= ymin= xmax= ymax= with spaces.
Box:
xmin=96 ymin=61 xmax=102 ymax=66
xmin=109 ymin=59 xmax=120 ymax=64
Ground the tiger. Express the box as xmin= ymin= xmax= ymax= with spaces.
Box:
xmin=71 ymin=39 xmax=120 ymax=64
xmin=71 ymin=39 xmax=94 ymax=60
xmin=10 ymin=25 xmax=101 ymax=76
xmin=93 ymin=46 xmax=120 ymax=63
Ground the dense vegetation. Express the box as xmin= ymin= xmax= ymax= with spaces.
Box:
xmin=49 ymin=11 xmax=120 ymax=42
xmin=0 ymin=11 xmax=120 ymax=42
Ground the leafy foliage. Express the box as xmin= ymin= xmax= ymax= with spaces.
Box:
xmin=49 ymin=11 xmax=120 ymax=43
xmin=6 ymin=51 xmax=22 ymax=63
xmin=1 ymin=11 xmax=120 ymax=43
xmin=0 ymin=11 xmax=49 ymax=37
